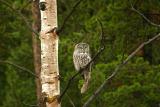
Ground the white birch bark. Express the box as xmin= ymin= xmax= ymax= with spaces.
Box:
xmin=39 ymin=0 xmax=60 ymax=106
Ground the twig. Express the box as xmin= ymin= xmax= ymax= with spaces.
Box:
xmin=66 ymin=93 xmax=76 ymax=107
xmin=0 ymin=60 xmax=39 ymax=78
xmin=57 ymin=0 xmax=85 ymax=34
xmin=0 ymin=0 xmax=40 ymax=37
xmin=83 ymin=33 xmax=160 ymax=107
xmin=129 ymin=0 xmax=160 ymax=28
xmin=96 ymin=18 xmax=105 ymax=49
xmin=58 ymin=69 xmax=81 ymax=102
xmin=58 ymin=19 xmax=105 ymax=102
xmin=124 ymin=33 xmax=160 ymax=64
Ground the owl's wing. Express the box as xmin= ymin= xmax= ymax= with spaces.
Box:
xmin=73 ymin=51 xmax=80 ymax=71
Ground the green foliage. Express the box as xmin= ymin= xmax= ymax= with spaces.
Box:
xmin=101 ymin=57 xmax=160 ymax=107
xmin=0 ymin=0 xmax=160 ymax=107
xmin=0 ymin=0 xmax=36 ymax=107
xmin=82 ymin=57 xmax=160 ymax=107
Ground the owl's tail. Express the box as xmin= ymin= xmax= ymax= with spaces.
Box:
xmin=81 ymin=71 xmax=91 ymax=94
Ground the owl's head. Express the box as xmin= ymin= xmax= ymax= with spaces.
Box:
xmin=75 ymin=43 xmax=90 ymax=53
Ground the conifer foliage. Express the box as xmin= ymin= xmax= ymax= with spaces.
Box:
xmin=0 ymin=0 xmax=160 ymax=107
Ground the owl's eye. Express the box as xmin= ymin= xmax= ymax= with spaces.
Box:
xmin=78 ymin=46 xmax=82 ymax=49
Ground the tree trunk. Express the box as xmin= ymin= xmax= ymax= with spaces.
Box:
xmin=32 ymin=0 xmax=41 ymax=102
xmin=39 ymin=0 xmax=60 ymax=107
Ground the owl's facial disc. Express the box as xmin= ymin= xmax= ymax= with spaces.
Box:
xmin=75 ymin=43 xmax=89 ymax=53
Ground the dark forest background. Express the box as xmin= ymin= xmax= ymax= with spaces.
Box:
xmin=0 ymin=0 xmax=160 ymax=107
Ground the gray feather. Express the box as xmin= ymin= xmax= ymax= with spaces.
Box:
xmin=73 ymin=43 xmax=91 ymax=93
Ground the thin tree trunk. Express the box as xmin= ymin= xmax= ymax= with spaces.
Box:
xmin=32 ymin=0 xmax=41 ymax=102
xmin=39 ymin=0 xmax=60 ymax=107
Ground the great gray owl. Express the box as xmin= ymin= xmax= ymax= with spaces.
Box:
xmin=73 ymin=43 xmax=91 ymax=93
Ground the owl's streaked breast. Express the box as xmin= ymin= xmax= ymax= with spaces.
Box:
xmin=73 ymin=43 xmax=91 ymax=71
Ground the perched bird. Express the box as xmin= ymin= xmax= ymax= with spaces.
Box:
xmin=73 ymin=43 xmax=91 ymax=93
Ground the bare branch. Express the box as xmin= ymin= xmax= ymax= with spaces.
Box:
xmin=83 ymin=33 xmax=160 ymax=107
xmin=129 ymin=0 xmax=160 ymax=28
xmin=0 ymin=0 xmax=40 ymax=37
xmin=0 ymin=60 xmax=39 ymax=78
xmin=124 ymin=33 xmax=160 ymax=64
xmin=57 ymin=0 xmax=85 ymax=34
xmin=96 ymin=18 xmax=105 ymax=49
xmin=58 ymin=19 xmax=105 ymax=102
xmin=66 ymin=93 xmax=76 ymax=107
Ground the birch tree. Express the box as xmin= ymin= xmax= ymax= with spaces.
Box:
xmin=39 ymin=0 xmax=60 ymax=107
